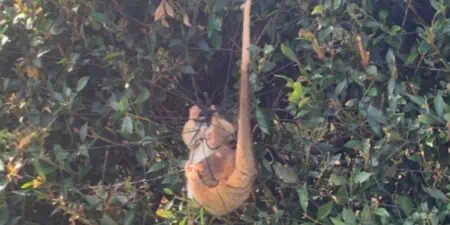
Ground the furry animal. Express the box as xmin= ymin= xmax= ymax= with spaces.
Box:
xmin=181 ymin=0 xmax=256 ymax=216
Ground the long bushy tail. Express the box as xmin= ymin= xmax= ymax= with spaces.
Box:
xmin=226 ymin=0 xmax=256 ymax=190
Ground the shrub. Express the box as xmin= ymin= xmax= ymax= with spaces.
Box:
xmin=1 ymin=0 xmax=450 ymax=224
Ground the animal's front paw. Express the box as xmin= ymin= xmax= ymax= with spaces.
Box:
xmin=189 ymin=105 xmax=201 ymax=119
xmin=209 ymin=105 xmax=217 ymax=112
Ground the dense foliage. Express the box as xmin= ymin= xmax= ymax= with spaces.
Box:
xmin=1 ymin=0 xmax=450 ymax=224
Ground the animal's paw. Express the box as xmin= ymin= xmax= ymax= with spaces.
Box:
xmin=185 ymin=163 xmax=204 ymax=181
xmin=189 ymin=105 xmax=201 ymax=119
xmin=209 ymin=105 xmax=217 ymax=112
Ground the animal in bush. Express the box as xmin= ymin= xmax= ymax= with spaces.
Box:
xmin=181 ymin=0 xmax=256 ymax=216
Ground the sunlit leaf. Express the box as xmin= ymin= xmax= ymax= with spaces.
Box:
xmin=311 ymin=5 xmax=325 ymax=16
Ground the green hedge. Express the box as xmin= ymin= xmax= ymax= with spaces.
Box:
xmin=1 ymin=0 xmax=450 ymax=224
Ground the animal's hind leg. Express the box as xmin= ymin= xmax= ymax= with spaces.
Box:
xmin=185 ymin=162 xmax=205 ymax=182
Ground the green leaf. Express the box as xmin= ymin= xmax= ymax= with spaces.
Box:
xmin=344 ymin=140 xmax=362 ymax=149
xmin=281 ymin=43 xmax=298 ymax=64
xmin=311 ymin=5 xmax=325 ymax=16
xmin=423 ymin=186 xmax=448 ymax=201
xmin=76 ymin=76 xmax=90 ymax=92
xmin=342 ymin=208 xmax=357 ymax=225
xmin=330 ymin=217 xmax=345 ymax=225
xmin=124 ymin=208 xmax=136 ymax=225
xmin=374 ymin=208 xmax=390 ymax=217
xmin=210 ymin=31 xmax=222 ymax=49
xmin=329 ymin=174 xmax=346 ymax=186
xmin=272 ymin=163 xmax=298 ymax=183
xmin=256 ymin=107 xmax=270 ymax=135
xmin=288 ymin=81 xmax=303 ymax=103
xmin=180 ymin=65 xmax=197 ymax=75
xmin=365 ymin=65 xmax=382 ymax=81
xmin=335 ymin=79 xmax=348 ymax=96
xmin=263 ymin=44 xmax=275 ymax=54
xmin=405 ymin=94 xmax=426 ymax=106
xmin=387 ymin=78 xmax=396 ymax=98
xmin=91 ymin=12 xmax=106 ymax=23
xmin=297 ymin=184 xmax=309 ymax=212
xmin=367 ymin=105 xmax=387 ymax=124
xmin=0 ymin=207 xmax=9 ymax=225
xmin=20 ymin=180 xmax=33 ymax=189
xmin=147 ymin=161 xmax=167 ymax=174
xmin=163 ymin=188 xmax=174 ymax=195
xmin=80 ymin=123 xmax=88 ymax=143
xmin=397 ymin=195 xmax=414 ymax=215
xmin=135 ymin=88 xmax=150 ymax=103
xmin=390 ymin=25 xmax=402 ymax=34
xmin=361 ymin=204 xmax=374 ymax=224
xmin=212 ymin=0 xmax=227 ymax=12
xmin=430 ymin=0 xmax=441 ymax=11
xmin=100 ymin=214 xmax=120 ymax=225
xmin=317 ymin=201 xmax=334 ymax=220
xmin=32 ymin=159 xmax=56 ymax=178
xmin=78 ymin=144 xmax=89 ymax=158
xmin=405 ymin=49 xmax=419 ymax=64
xmin=297 ymin=97 xmax=310 ymax=108
xmin=84 ymin=194 xmax=101 ymax=206
xmin=418 ymin=113 xmax=445 ymax=125
xmin=434 ymin=92 xmax=445 ymax=118
xmin=336 ymin=186 xmax=348 ymax=205
xmin=121 ymin=116 xmax=133 ymax=134
xmin=333 ymin=0 xmax=342 ymax=10
xmin=353 ymin=171 xmax=372 ymax=184
xmin=207 ymin=16 xmax=222 ymax=38
xmin=161 ymin=174 xmax=179 ymax=185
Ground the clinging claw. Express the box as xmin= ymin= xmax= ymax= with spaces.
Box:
xmin=188 ymin=105 xmax=201 ymax=120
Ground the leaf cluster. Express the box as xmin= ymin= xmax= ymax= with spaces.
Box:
xmin=1 ymin=0 xmax=450 ymax=225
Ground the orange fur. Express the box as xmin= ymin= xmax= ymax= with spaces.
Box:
xmin=182 ymin=0 xmax=255 ymax=216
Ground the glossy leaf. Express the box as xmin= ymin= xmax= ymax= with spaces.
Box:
xmin=297 ymin=185 xmax=309 ymax=212
xmin=76 ymin=76 xmax=90 ymax=92
xmin=353 ymin=171 xmax=372 ymax=184
xmin=317 ymin=201 xmax=334 ymax=220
